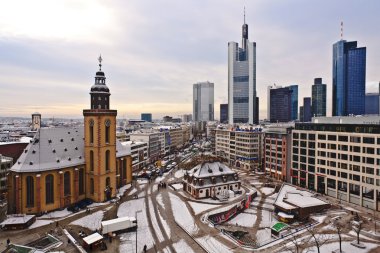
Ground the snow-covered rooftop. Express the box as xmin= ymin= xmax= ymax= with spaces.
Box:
xmin=11 ymin=127 xmax=131 ymax=173
xmin=188 ymin=162 xmax=235 ymax=178
xmin=83 ymin=232 xmax=103 ymax=245
xmin=0 ymin=215 xmax=35 ymax=226
xmin=274 ymin=184 xmax=328 ymax=210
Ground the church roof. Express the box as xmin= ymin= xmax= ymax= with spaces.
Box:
xmin=11 ymin=127 xmax=130 ymax=173
xmin=11 ymin=127 xmax=85 ymax=173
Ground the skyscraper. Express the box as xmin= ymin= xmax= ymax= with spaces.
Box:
xmin=228 ymin=11 xmax=258 ymax=124
xmin=220 ymin=104 xmax=228 ymax=123
xmin=141 ymin=113 xmax=152 ymax=122
xmin=269 ymin=87 xmax=292 ymax=123
xmin=302 ymin=97 xmax=312 ymax=122
xmin=288 ymin=85 xmax=298 ymax=120
xmin=193 ymin=81 xmax=214 ymax=122
xmin=332 ymin=40 xmax=366 ymax=116
xmin=311 ymin=78 xmax=327 ymax=117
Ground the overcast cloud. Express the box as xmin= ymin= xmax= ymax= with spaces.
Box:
xmin=0 ymin=0 xmax=379 ymax=119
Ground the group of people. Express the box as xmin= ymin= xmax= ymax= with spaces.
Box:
xmin=158 ymin=182 xmax=167 ymax=190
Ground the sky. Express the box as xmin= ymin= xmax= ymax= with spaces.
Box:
xmin=0 ymin=0 xmax=380 ymax=120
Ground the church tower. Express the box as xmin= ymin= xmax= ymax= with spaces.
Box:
xmin=83 ymin=56 xmax=117 ymax=202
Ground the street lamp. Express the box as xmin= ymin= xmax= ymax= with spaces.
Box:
xmin=135 ymin=210 xmax=142 ymax=253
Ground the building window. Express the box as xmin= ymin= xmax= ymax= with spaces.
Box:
xmin=45 ymin=174 xmax=54 ymax=204
xmin=26 ymin=176 xmax=34 ymax=207
xmin=90 ymin=151 xmax=94 ymax=171
xmin=79 ymin=168 xmax=85 ymax=195
xmin=106 ymin=177 xmax=111 ymax=187
xmin=89 ymin=119 xmax=94 ymax=144
xmin=105 ymin=119 xmax=111 ymax=143
xmin=105 ymin=150 xmax=110 ymax=171
xmin=90 ymin=178 xmax=94 ymax=194
xmin=64 ymin=172 xmax=71 ymax=196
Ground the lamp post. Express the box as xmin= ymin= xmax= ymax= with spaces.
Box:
xmin=135 ymin=210 xmax=142 ymax=253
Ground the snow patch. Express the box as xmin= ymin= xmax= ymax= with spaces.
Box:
xmin=188 ymin=201 xmax=219 ymax=215
xmin=70 ymin=211 xmax=104 ymax=231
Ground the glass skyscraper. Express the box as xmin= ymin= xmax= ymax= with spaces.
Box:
xmin=228 ymin=14 xmax=258 ymax=124
xmin=269 ymin=87 xmax=292 ymax=123
xmin=332 ymin=40 xmax=366 ymax=116
xmin=288 ymin=85 xmax=298 ymax=121
xmin=311 ymin=78 xmax=327 ymax=117
xmin=220 ymin=104 xmax=228 ymax=123
xmin=193 ymin=82 xmax=214 ymax=122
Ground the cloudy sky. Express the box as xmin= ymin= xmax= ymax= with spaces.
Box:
xmin=1 ymin=0 xmax=379 ymax=120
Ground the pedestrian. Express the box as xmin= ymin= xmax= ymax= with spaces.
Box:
xmin=143 ymin=244 xmax=147 ymax=253
xmin=56 ymin=221 xmax=59 ymax=227
xmin=6 ymin=238 xmax=10 ymax=246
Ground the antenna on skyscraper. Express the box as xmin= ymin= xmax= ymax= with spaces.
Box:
xmin=244 ymin=6 xmax=246 ymax=24
xmin=340 ymin=21 xmax=343 ymax=40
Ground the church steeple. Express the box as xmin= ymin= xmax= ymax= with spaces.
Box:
xmin=90 ymin=55 xmax=110 ymax=110
xmin=242 ymin=7 xmax=248 ymax=50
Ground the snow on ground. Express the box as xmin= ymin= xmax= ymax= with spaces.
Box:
xmin=128 ymin=188 xmax=137 ymax=196
xmin=40 ymin=208 xmax=72 ymax=219
xmin=70 ymin=210 xmax=104 ymax=231
xmin=171 ymin=183 xmax=183 ymax=190
xmin=87 ymin=202 xmax=108 ymax=208
xmin=172 ymin=239 xmax=195 ymax=253
xmin=169 ymin=192 xmax=198 ymax=235
xmin=188 ymin=201 xmax=220 ymax=215
xmin=148 ymin=199 xmax=164 ymax=242
xmin=303 ymin=241 xmax=379 ymax=253
xmin=226 ymin=212 xmax=257 ymax=227
xmin=117 ymin=184 xmax=132 ymax=197
xmin=118 ymin=198 xmax=154 ymax=253
xmin=344 ymin=206 xmax=361 ymax=213
xmin=256 ymin=228 xmax=272 ymax=245
xmin=156 ymin=194 xmax=164 ymax=208
xmin=29 ymin=219 xmax=53 ymax=229
xmin=196 ymin=235 xmax=231 ymax=253
xmin=260 ymin=210 xmax=276 ymax=228
xmin=161 ymin=247 xmax=171 ymax=253
xmin=158 ymin=209 xmax=171 ymax=238
xmin=138 ymin=191 xmax=145 ymax=198
xmin=137 ymin=179 xmax=148 ymax=185
xmin=174 ymin=170 xmax=184 ymax=178
xmin=245 ymin=209 xmax=257 ymax=214
xmin=310 ymin=215 xmax=327 ymax=223
xmin=155 ymin=177 xmax=165 ymax=183
xmin=251 ymin=182 xmax=263 ymax=186
xmin=261 ymin=187 xmax=275 ymax=195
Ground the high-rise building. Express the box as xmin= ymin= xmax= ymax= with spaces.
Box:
xmin=332 ymin=40 xmax=366 ymax=116
xmin=269 ymin=87 xmax=292 ymax=123
xmin=228 ymin=11 xmax=258 ymax=124
xmin=141 ymin=113 xmax=152 ymax=122
xmin=302 ymin=97 xmax=312 ymax=122
xmin=193 ymin=81 xmax=214 ymax=122
xmin=220 ymin=104 xmax=228 ymax=123
xmin=288 ymin=85 xmax=298 ymax=121
xmin=311 ymin=78 xmax=327 ymax=117
xmin=365 ymin=93 xmax=380 ymax=115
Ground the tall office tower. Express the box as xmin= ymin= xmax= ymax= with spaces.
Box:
xmin=267 ymin=86 xmax=273 ymax=120
xmin=288 ymin=85 xmax=298 ymax=120
xmin=365 ymin=93 xmax=379 ymax=115
xmin=332 ymin=40 xmax=366 ymax=116
xmin=269 ymin=87 xmax=292 ymax=123
xmin=302 ymin=97 xmax=312 ymax=122
xmin=220 ymin=104 xmax=228 ymax=123
xmin=228 ymin=11 xmax=258 ymax=124
xmin=141 ymin=113 xmax=152 ymax=122
xmin=311 ymin=78 xmax=327 ymax=117
xmin=193 ymin=81 xmax=214 ymax=122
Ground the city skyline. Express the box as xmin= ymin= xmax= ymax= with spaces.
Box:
xmin=1 ymin=0 xmax=380 ymax=119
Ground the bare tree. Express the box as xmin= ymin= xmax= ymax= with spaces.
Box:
xmin=282 ymin=228 xmax=311 ymax=253
xmin=306 ymin=225 xmax=330 ymax=253
xmin=352 ymin=214 xmax=363 ymax=245
xmin=334 ymin=220 xmax=346 ymax=253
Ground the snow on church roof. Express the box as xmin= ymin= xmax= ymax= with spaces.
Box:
xmin=11 ymin=127 xmax=130 ymax=173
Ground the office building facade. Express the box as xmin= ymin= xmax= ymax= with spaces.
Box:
xmin=228 ymin=16 xmax=258 ymax=124
xmin=193 ymin=82 xmax=214 ymax=122
xmin=302 ymin=97 xmax=312 ymax=122
xmin=292 ymin=116 xmax=380 ymax=211
xmin=220 ymin=104 xmax=228 ymax=123
xmin=269 ymin=87 xmax=292 ymax=123
xmin=332 ymin=40 xmax=366 ymax=116
xmin=141 ymin=113 xmax=152 ymax=122
xmin=288 ymin=85 xmax=298 ymax=121
xmin=365 ymin=93 xmax=380 ymax=115
xmin=311 ymin=78 xmax=327 ymax=117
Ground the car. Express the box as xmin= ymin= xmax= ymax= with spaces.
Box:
xmin=67 ymin=204 xmax=80 ymax=213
